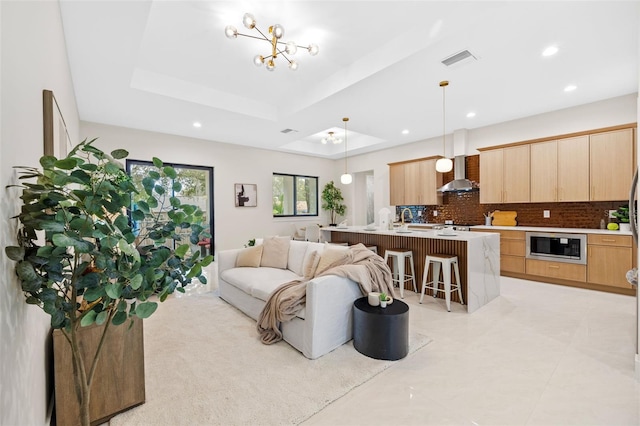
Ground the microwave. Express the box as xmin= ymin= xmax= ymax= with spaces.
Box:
xmin=525 ymin=232 xmax=587 ymax=264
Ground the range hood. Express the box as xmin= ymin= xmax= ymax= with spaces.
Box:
xmin=437 ymin=129 xmax=476 ymax=192
xmin=438 ymin=156 xmax=475 ymax=192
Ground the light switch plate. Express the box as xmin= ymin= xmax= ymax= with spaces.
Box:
xmin=543 ymin=210 xmax=550 ymax=218
xmin=433 ymin=210 xmax=438 ymax=217
xmin=417 ymin=211 xmax=422 ymax=216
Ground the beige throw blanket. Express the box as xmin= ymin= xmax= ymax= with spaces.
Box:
xmin=257 ymin=243 xmax=395 ymax=345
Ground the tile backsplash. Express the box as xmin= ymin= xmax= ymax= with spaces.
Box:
xmin=395 ymin=154 xmax=627 ymax=229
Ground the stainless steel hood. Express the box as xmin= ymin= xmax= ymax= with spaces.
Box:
xmin=438 ymin=155 xmax=475 ymax=192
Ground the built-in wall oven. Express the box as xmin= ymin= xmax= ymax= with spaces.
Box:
xmin=525 ymin=232 xmax=587 ymax=265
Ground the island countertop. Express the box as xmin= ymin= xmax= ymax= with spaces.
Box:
xmin=320 ymin=226 xmax=500 ymax=313
xmin=322 ymin=226 xmax=497 ymax=241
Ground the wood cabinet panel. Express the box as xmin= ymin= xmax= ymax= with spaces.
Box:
xmin=557 ymin=135 xmax=589 ymax=201
xmin=419 ymin=159 xmax=442 ymax=205
xmin=389 ymin=164 xmax=405 ymax=206
xmin=503 ymin=145 xmax=530 ymax=203
xmin=530 ymin=141 xmax=557 ymax=202
xmin=525 ymin=259 xmax=586 ymax=282
xmin=587 ymin=234 xmax=632 ymax=247
xmin=501 ymin=255 xmax=525 ymax=273
xmin=403 ymin=161 xmax=420 ymax=204
xmin=501 ymin=239 xmax=525 ymax=256
xmin=587 ymin=245 xmax=633 ymax=289
xmin=479 ymin=149 xmax=504 ymax=203
xmin=590 ymin=129 xmax=633 ymax=201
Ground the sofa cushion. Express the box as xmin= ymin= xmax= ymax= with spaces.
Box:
xmin=303 ymin=250 xmax=321 ymax=278
xmin=316 ymin=244 xmax=350 ymax=275
xmin=287 ymin=240 xmax=309 ymax=276
xmin=220 ymin=266 xmax=302 ymax=301
xmin=236 ymin=245 xmax=263 ymax=268
xmin=260 ymin=236 xmax=291 ymax=269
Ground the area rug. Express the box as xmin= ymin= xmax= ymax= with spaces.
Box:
xmin=110 ymin=292 xmax=430 ymax=426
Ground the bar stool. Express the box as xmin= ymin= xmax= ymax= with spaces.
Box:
xmin=383 ymin=249 xmax=417 ymax=298
xmin=420 ymin=254 xmax=464 ymax=312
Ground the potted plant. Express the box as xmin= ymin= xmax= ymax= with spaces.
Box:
xmin=379 ymin=292 xmax=390 ymax=308
xmin=321 ymin=181 xmax=346 ymax=226
xmin=4 ymin=139 xmax=212 ymax=426
xmin=613 ymin=205 xmax=631 ymax=231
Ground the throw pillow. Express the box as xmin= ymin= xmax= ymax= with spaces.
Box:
xmin=302 ymin=250 xmax=321 ymax=279
xmin=235 ymin=245 xmax=263 ymax=268
xmin=315 ymin=245 xmax=350 ymax=276
xmin=260 ymin=236 xmax=291 ymax=269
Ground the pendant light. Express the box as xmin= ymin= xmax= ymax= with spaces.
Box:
xmin=340 ymin=117 xmax=352 ymax=185
xmin=435 ymin=80 xmax=453 ymax=173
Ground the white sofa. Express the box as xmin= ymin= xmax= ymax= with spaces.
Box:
xmin=218 ymin=239 xmax=362 ymax=359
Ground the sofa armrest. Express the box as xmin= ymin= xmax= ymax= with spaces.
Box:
xmin=300 ymin=275 xmax=363 ymax=358
xmin=217 ymin=248 xmax=242 ymax=275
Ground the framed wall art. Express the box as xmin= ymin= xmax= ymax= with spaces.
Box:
xmin=235 ymin=183 xmax=257 ymax=207
xmin=43 ymin=89 xmax=72 ymax=158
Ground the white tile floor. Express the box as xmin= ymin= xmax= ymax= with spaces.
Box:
xmin=302 ymin=277 xmax=640 ymax=426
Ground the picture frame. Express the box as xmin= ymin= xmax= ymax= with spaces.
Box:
xmin=235 ymin=183 xmax=257 ymax=207
xmin=43 ymin=89 xmax=72 ymax=158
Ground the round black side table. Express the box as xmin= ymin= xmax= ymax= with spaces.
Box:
xmin=352 ymin=297 xmax=409 ymax=360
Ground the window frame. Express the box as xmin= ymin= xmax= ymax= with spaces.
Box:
xmin=272 ymin=172 xmax=319 ymax=218
xmin=126 ymin=159 xmax=215 ymax=255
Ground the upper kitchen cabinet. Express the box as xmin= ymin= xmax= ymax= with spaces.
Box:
xmin=590 ymin=128 xmax=634 ymax=201
xmin=388 ymin=158 xmax=442 ymax=205
xmin=479 ymin=145 xmax=530 ymax=204
xmin=530 ymin=136 xmax=589 ymax=202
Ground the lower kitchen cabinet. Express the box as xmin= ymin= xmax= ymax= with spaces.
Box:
xmin=499 ymin=230 xmax=525 ymax=274
xmin=525 ymin=259 xmax=587 ymax=282
xmin=587 ymin=234 xmax=634 ymax=289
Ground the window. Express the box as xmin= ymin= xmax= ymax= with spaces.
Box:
xmin=272 ymin=173 xmax=318 ymax=217
xmin=127 ymin=160 xmax=214 ymax=255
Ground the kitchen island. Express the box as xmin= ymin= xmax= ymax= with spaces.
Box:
xmin=321 ymin=226 xmax=500 ymax=313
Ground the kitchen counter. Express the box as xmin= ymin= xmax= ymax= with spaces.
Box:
xmin=472 ymin=225 xmax=632 ymax=235
xmin=321 ymin=226 xmax=500 ymax=313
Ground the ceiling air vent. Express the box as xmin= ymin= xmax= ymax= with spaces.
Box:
xmin=280 ymin=128 xmax=298 ymax=134
xmin=441 ymin=49 xmax=476 ymax=67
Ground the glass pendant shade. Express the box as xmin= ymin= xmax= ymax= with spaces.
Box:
xmin=435 ymin=158 xmax=453 ymax=173
xmin=308 ymin=44 xmax=319 ymax=56
xmin=289 ymin=60 xmax=298 ymax=71
xmin=341 ymin=173 xmax=352 ymax=185
xmin=272 ymin=24 xmax=285 ymax=39
xmin=225 ymin=25 xmax=238 ymax=39
xmin=253 ymin=55 xmax=264 ymax=66
xmin=266 ymin=60 xmax=276 ymax=71
xmin=285 ymin=42 xmax=297 ymax=55
xmin=242 ymin=13 xmax=256 ymax=29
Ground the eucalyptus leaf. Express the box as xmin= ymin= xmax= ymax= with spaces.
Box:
xmin=95 ymin=310 xmax=108 ymax=325
xmin=111 ymin=149 xmax=129 ymax=159
xmin=5 ymin=246 xmax=25 ymax=261
xmin=54 ymin=158 xmax=78 ymax=170
xmin=175 ymin=244 xmax=190 ymax=259
xmin=80 ymin=310 xmax=97 ymax=327
xmin=152 ymin=157 xmax=163 ymax=168
xmin=135 ymin=302 xmax=158 ymax=319
xmin=112 ymin=311 xmax=127 ymax=326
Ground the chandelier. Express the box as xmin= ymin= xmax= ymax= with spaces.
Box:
xmin=225 ymin=13 xmax=319 ymax=71
xmin=321 ymin=131 xmax=342 ymax=145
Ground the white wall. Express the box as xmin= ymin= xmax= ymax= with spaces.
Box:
xmin=344 ymin=93 xmax=637 ymax=225
xmin=0 ymin=1 xmax=80 ymax=425
xmin=80 ymin=122 xmax=338 ymax=252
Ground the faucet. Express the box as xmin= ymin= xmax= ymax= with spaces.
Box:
xmin=401 ymin=208 xmax=413 ymax=225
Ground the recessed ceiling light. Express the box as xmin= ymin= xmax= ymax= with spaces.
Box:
xmin=564 ymin=85 xmax=577 ymax=92
xmin=402 ymin=129 xmax=409 ymax=135
xmin=542 ymin=45 xmax=559 ymax=57
xmin=466 ymin=112 xmax=476 ymax=118
xmin=193 ymin=122 xmax=202 ymax=128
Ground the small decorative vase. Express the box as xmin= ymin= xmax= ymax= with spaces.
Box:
xmin=380 ymin=300 xmax=387 ymax=308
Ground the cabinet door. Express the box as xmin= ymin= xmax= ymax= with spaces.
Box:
xmin=403 ymin=161 xmax=420 ymax=204
xmin=557 ymin=135 xmax=589 ymax=201
xmin=503 ymin=145 xmax=530 ymax=203
xmin=587 ymin=245 xmax=634 ymax=288
xmin=419 ymin=159 xmax=442 ymax=205
xmin=530 ymin=140 xmax=557 ymax=202
xmin=590 ymin=129 xmax=633 ymax=201
xmin=389 ymin=164 xmax=405 ymax=206
xmin=479 ymin=149 xmax=504 ymax=204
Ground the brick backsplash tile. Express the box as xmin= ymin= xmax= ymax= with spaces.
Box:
xmin=396 ymin=154 xmax=627 ymax=229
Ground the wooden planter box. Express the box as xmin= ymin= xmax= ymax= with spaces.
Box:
xmin=53 ymin=317 xmax=145 ymax=426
